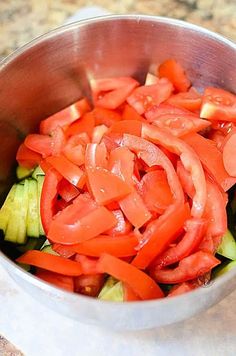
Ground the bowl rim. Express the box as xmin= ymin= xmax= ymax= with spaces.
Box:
xmin=0 ymin=14 xmax=236 ymax=309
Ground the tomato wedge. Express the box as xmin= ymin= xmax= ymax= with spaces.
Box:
xmin=200 ymin=87 xmax=236 ymax=122
xmin=91 ymin=107 xmax=122 ymax=127
xmin=122 ymin=104 xmax=145 ymax=122
xmin=158 ymin=59 xmax=191 ymax=92
xmin=57 ymin=178 xmax=80 ymax=202
xmin=109 ymin=120 xmax=142 ymax=137
xmin=36 ymin=269 xmax=74 ymax=292
xmin=16 ymin=250 xmax=82 ymax=276
xmin=65 ymin=111 xmax=95 ymax=138
xmin=85 ymin=142 xmax=108 ymax=169
xmin=97 ymin=253 xmax=164 ymax=300
xmin=24 ymin=134 xmax=53 ymax=158
xmin=16 ymin=143 xmax=41 ymax=169
xmin=166 ymin=87 xmax=202 ymax=112
xmin=69 ymin=234 xmax=138 ymax=257
xmin=105 ymin=209 xmax=132 ymax=236
xmin=168 ymin=282 xmax=196 ymax=297
xmin=40 ymin=98 xmax=91 ymax=135
xmin=86 ymin=167 xmax=132 ymax=205
xmin=151 ymin=251 xmax=220 ymax=284
xmin=223 ymin=133 xmax=236 ymax=176
xmin=123 ymin=283 xmax=141 ymax=301
xmin=74 ymin=274 xmax=104 ymax=297
xmin=74 ymin=255 xmax=100 ymax=275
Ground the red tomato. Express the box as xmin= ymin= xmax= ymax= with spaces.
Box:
xmin=57 ymin=178 xmax=80 ymax=202
xmin=74 ymin=274 xmax=104 ymax=297
xmin=145 ymin=103 xmax=192 ymax=121
xmin=105 ymin=210 xmax=132 ymax=236
xmin=168 ymin=282 xmax=196 ymax=297
xmin=91 ymin=107 xmax=122 ymax=127
xmin=74 ymin=255 xmax=100 ymax=275
xmin=200 ymin=87 xmax=236 ymax=122
xmin=24 ymin=134 xmax=53 ymax=158
xmin=109 ymin=120 xmax=142 ymax=137
xmin=85 ymin=142 xmax=108 ymax=169
xmin=16 ymin=143 xmax=41 ymax=169
xmin=166 ymin=87 xmax=202 ymax=112
xmin=122 ymin=104 xmax=145 ymax=122
xmin=36 ymin=269 xmax=74 ymax=292
xmin=40 ymin=98 xmax=91 ymax=135
xmin=65 ymin=111 xmax=95 ymax=138
xmin=151 ymin=251 xmax=220 ymax=284
xmin=158 ymin=59 xmax=191 ymax=92
xmin=127 ymin=78 xmax=173 ymax=115
xmin=223 ymin=133 xmax=236 ymax=176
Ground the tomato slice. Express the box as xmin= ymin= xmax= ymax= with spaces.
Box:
xmin=145 ymin=103 xmax=192 ymax=121
xmin=48 ymin=194 xmax=117 ymax=244
xmin=131 ymin=203 xmax=191 ymax=269
xmin=223 ymin=133 xmax=236 ymax=176
xmin=70 ymin=234 xmax=138 ymax=257
xmin=127 ymin=78 xmax=173 ymax=115
xmin=74 ymin=274 xmax=104 ymax=297
xmin=46 ymin=155 xmax=85 ymax=189
xmin=85 ymin=142 xmax=108 ymax=169
xmin=151 ymin=218 xmax=206 ymax=268
xmin=91 ymin=77 xmax=139 ymax=109
xmin=74 ymin=255 xmax=100 ymax=275
xmin=40 ymin=98 xmax=91 ymax=135
xmin=51 ymin=126 xmax=66 ymax=156
xmin=176 ymin=160 xmax=195 ymax=198
xmin=200 ymin=87 xmax=236 ymax=122
xmin=105 ymin=209 xmax=132 ymax=236
xmin=122 ymin=104 xmax=145 ymax=122
xmin=109 ymin=120 xmax=142 ymax=136
xmin=158 ymin=59 xmax=191 ymax=92
xmin=52 ymin=243 xmax=76 ymax=258
xmin=24 ymin=134 xmax=53 ymax=158
xmin=92 ymin=125 xmax=109 ymax=143
xmin=91 ymin=107 xmax=122 ymax=127
xmin=123 ymin=283 xmax=141 ymax=301
xmin=65 ymin=111 xmax=95 ymax=138
xmin=108 ymin=146 xmax=134 ymax=184
xmin=167 ymin=282 xmax=196 ymax=297
xmin=36 ymin=269 xmax=74 ymax=292
xmin=40 ymin=168 xmax=62 ymax=234
xmin=142 ymin=124 xmax=207 ymax=218
xmin=138 ymin=170 xmax=173 ymax=214
xmin=97 ymin=253 xmax=164 ymax=300
xmin=166 ymin=87 xmax=202 ymax=112
xmin=16 ymin=250 xmax=82 ymax=276
xmin=86 ymin=167 xmax=132 ymax=205
xmin=16 ymin=143 xmax=42 ymax=169
xmin=183 ymin=132 xmax=236 ymax=191
xmin=151 ymin=251 xmax=220 ymax=284
xmin=57 ymin=178 xmax=80 ymax=202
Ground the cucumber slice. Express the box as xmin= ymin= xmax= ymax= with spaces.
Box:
xmin=37 ymin=175 xmax=45 ymax=236
xmin=27 ymin=179 xmax=39 ymax=238
xmin=5 ymin=182 xmax=28 ymax=244
xmin=17 ymin=236 xmax=45 ymax=253
xmin=99 ymin=281 xmax=124 ymax=302
xmin=41 ymin=244 xmax=59 ymax=255
xmin=0 ymin=184 xmax=17 ymax=233
xmin=16 ymin=166 xmax=33 ymax=180
xmin=215 ymin=260 xmax=236 ymax=277
xmin=98 ymin=276 xmax=117 ymax=298
xmin=32 ymin=166 xmax=45 ymax=180
xmin=217 ymin=230 xmax=236 ymax=260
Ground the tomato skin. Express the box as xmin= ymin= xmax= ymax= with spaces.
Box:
xmin=85 ymin=142 xmax=108 ymax=169
xmin=167 ymin=282 xmax=196 ymax=297
xmin=36 ymin=269 xmax=74 ymax=292
xmin=223 ymin=133 xmax=236 ymax=176
xmin=24 ymin=134 xmax=53 ymax=158
xmin=105 ymin=209 xmax=132 ymax=236
xmin=97 ymin=253 xmax=164 ymax=300
xmin=109 ymin=120 xmax=142 ymax=137
xmin=57 ymin=178 xmax=80 ymax=202
xmin=123 ymin=283 xmax=141 ymax=301
xmin=151 ymin=218 xmax=206 ymax=269
xmin=74 ymin=255 xmax=100 ymax=275
xmin=158 ymin=59 xmax=191 ymax=92
xmin=122 ymin=104 xmax=145 ymax=122
xmin=200 ymin=87 xmax=236 ymax=122
xmin=91 ymin=107 xmax=122 ymax=127
xmin=65 ymin=111 xmax=95 ymax=138
xmin=127 ymin=78 xmax=173 ymax=115
xmin=166 ymin=87 xmax=202 ymax=112
xmin=16 ymin=143 xmax=42 ymax=168
xmin=151 ymin=251 xmax=220 ymax=284
xmin=74 ymin=274 xmax=104 ymax=297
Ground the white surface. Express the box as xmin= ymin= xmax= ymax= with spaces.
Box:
xmin=1 ymin=265 xmax=236 ymax=356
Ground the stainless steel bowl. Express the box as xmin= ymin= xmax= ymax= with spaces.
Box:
xmin=0 ymin=15 xmax=236 ymax=330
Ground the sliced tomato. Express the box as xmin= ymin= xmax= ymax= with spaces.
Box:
xmin=70 ymin=234 xmax=138 ymax=257
xmin=74 ymin=274 xmax=104 ymax=297
xmin=108 ymin=146 xmax=134 ymax=185
xmin=166 ymin=87 xmax=202 ymax=112
xmin=85 ymin=142 xmax=108 ymax=169
xmin=46 ymin=155 xmax=85 ymax=189
xmin=51 ymin=126 xmax=66 ymax=156
xmin=91 ymin=77 xmax=139 ymax=109
xmin=40 ymin=98 xmax=91 ymax=135
xmin=145 ymin=103 xmax=192 ymax=122
xmin=65 ymin=111 xmax=95 ymax=138
xmin=105 ymin=209 xmax=132 ymax=236
xmin=57 ymin=178 xmax=80 ymax=202
xmin=101 ymin=132 xmax=123 ymax=152
xmin=183 ymin=132 xmax=236 ymax=191
xmin=131 ymin=203 xmax=191 ymax=269
xmin=176 ymin=160 xmax=195 ymax=198
xmin=91 ymin=107 xmax=122 ymax=127
xmin=86 ymin=167 xmax=132 ymax=205
xmin=223 ymin=133 xmax=236 ymax=176
xmin=36 ymin=269 xmax=74 ymax=292
xmin=97 ymin=253 xmax=164 ymax=300
xmin=24 ymin=134 xmax=53 ymax=158
xmin=63 ymin=134 xmax=86 ymax=166
xmin=74 ymin=255 xmax=100 ymax=275
xmin=109 ymin=120 xmax=142 ymax=137
xmin=142 ymin=124 xmax=207 ymax=218
xmin=158 ymin=59 xmax=191 ymax=92
xmin=127 ymin=78 xmax=173 ymax=115
xmin=40 ymin=168 xmax=62 ymax=234
xmin=122 ymin=104 xmax=145 ymax=122
xmin=200 ymin=87 xmax=236 ymax=122
xmin=151 ymin=218 xmax=206 ymax=268
xmin=123 ymin=283 xmax=141 ymax=301
xmin=151 ymin=251 xmax=220 ymax=284
xmin=92 ymin=125 xmax=109 ymax=143
xmin=16 ymin=143 xmax=42 ymax=169
xmin=48 ymin=194 xmax=117 ymax=244
xmin=52 ymin=243 xmax=76 ymax=258
xmin=16 ymin=250 xmax=82 ymax=276
xmin=138 ymin=170 xmax=173 ymax=214
xmin=204 ymin=178 xmax=227 ymax=238
xmin=168 ymin=282 xmax=196 ymax=297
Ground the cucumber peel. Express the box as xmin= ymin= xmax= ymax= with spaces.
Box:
xmin=217 ymin=229 xmax=236 ymax=260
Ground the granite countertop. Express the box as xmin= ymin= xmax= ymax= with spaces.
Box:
xmin=1 ymin=0 xmax=236 ymax=57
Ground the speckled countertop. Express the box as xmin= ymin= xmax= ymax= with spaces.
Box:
xmin=0 ymin=0 xmax=236 ymax=57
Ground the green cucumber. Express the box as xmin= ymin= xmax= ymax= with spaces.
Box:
xmin=99 ymin=281 xmax=124 ymax=302
xmin=41 ymin=244 xmax=59 ymax=255
xmin=0 ymin=184 xmax=17 ymax=233
xmin=32 ymin=166 xmax=45 ymax=180
xmin=37 ymin=175 xmax=45 ymax=236
xmin=215 ymin=260 xmax=236 ymax=277
xmin=16 ymin=166 xmax=33 ymax=180
xmin=5 ymin=181 xmax=28 ymax=244
xmin=17 ymin=236 xmax=45 ymax=253
xmin=217 ymin=229 xmax=236 ymax=260
xmin=98 ymin=276 xmax=117 ymax=298
xmin=27 ymin=179 xmax=39 ymax=238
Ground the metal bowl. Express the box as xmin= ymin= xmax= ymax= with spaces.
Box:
xmin=0 ymin=15 xmax=236 ymax=330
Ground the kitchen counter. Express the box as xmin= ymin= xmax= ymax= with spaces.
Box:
xmin=1 ymin=0 xmax=236 ymax=57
